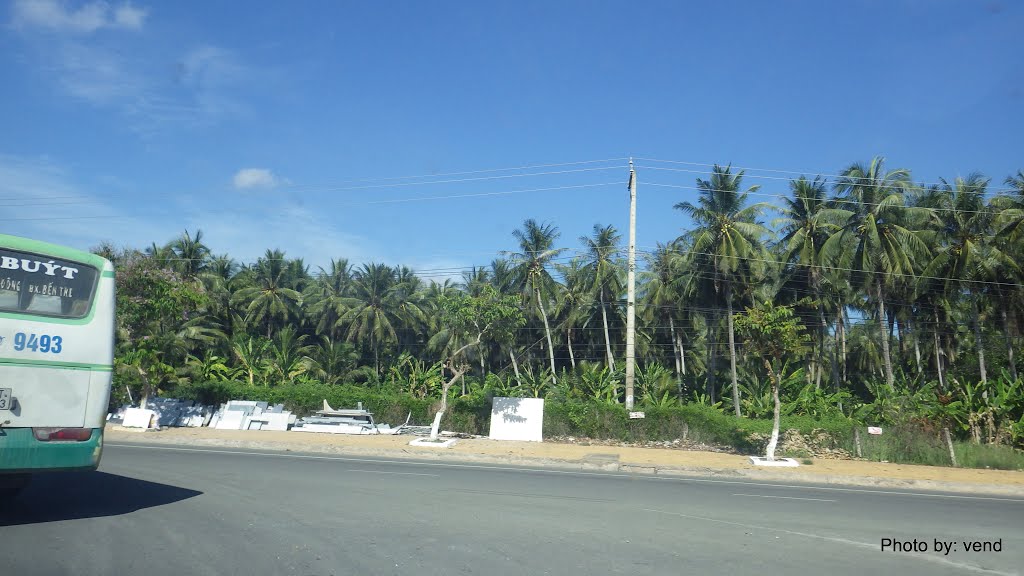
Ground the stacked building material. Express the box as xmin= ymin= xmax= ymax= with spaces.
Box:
xmin=208 ymin=400 xmax=295 ymax=431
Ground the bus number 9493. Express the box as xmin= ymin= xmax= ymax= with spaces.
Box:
xmin=13 ymin=333 xmax=63 ymax=354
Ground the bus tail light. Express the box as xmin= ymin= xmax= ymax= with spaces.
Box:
xmin=33 ymin=428 xmax=93 ymax=442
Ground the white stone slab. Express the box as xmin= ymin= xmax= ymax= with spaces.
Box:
xmin=214 ymin=411 xmax=247 ymax=430
xmin=749 ymin=456 xmax=800 ymax=467
xmin=291 ymin=423 xmax=374 ymax=434
xmin=122 ymin=408 xmax=156 ymax=429
xmin=489 ymin=397 xmax=544 ymax=442
xmin=255 ymin=412 xmax=291 ymax=431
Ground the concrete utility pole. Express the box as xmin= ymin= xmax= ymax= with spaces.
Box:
xmin=625 ymin=159 xmax=637 ymax=409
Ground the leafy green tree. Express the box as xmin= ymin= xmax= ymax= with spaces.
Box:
xmin=431 ymin=285 xmax=525 ymax=432
xmin=735 ymin=301 xmax=810 ymax=460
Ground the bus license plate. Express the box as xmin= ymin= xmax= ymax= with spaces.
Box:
xmin=0 ymin=388 xmax=10 ymax=410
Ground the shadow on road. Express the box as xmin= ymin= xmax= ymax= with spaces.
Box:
xmin=0 ymin=471 xmax=202 ymax=526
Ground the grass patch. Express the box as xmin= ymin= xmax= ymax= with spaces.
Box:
xmin=955 ymin=443 xmax=1024 ymax=471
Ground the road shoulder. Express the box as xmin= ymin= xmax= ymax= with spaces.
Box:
xmin=104 ymin=426 xmax=1024 ymax=497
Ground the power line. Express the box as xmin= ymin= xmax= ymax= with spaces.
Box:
xmin=635 ymin=157 xmax=1023 ymax=195
xmin=0 ymin=161 xmax=627 ymax=205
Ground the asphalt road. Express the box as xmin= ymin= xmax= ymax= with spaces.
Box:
xmin=1 ymin=443 xmax=1021 ymax=576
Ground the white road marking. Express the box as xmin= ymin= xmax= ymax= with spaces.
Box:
xmin=641 ymin=508 xmax=1016 ymax=576
xmin=105 ymin=443 xmax=1024 ymax=503
xmin=348 ymin=469 xmax=439 ymax=477
xmin=732 ymin=493 xmax=837 ymax=502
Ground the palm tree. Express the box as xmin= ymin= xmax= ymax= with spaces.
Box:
xmin=309 ymin=335 xmax=359 ymax=385
xmin=231 ymin=249 xmax=302 ymax=338
xmin=231 ymin=334 xmax=270 ymax=386
xmin=675 ymin=165 xmax=771 ymax=416
xmin=918 ymin=174 xmax=1002 ymax=384
xmin=775 ymin=176 xmax=842 ymax=391
xmin=506 ymin=219 xmax=565 ymax=383
xmin=580 ymin=224 xmax=624 ymax=371
xmin=554 ymin=258 xmax=592 ymax=371
xmin=305 ymin=258 xmax=354 ymax=339
xmin=640 ymin=242 xmax=687 ymax=393
xmin=340 ymin=263 xmax=426 ymax=376
xmin=170 ymin=229 xmax=211 ymax=280
xmin=995 ymin=170 xmax=1024 ymax=241
xmin=267 ymin=326 xmax=315 ymax=385
xmin=824 ymin=156 xmax=930 ymax=390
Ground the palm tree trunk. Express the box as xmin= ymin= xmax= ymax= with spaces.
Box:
xmin=933 ymin=308 xmax=945 ymax=391
xmin=669 ymin=316 xmax=682 ymax=396
xmin=669 ymin=316 xmax=681 ymax=375
xmin=706 ymin=312 xmax=717 ymax=403
xmin=1001 ymin=305 xmax=1017 ymax=381
xmin=600 ymin=291 xmax=615 ymax=371
xmin=876 ymin=278 xmax=895 ymax=391
xmin=971 ymin=294 xmax=987 ymax=385
xmin=509 ymin=350 xmax=523 ymax=388
xmin=535 ymin=287 xmax=557 ymax=384
xmin=678 ymin=328 xmax=686 ymax=376
xmin=911 ymin=318 xmax=923 ymax=375
xmin=814 ymin=273 xmax=839 ymax=391
xmin=839 ymin=309 xmax=847 ymax=386
xmin=567 ymin=328 xmax=576 ymax=370
xmin=823 ymin=305 xmax=840 ymax=393
xmin=726 ymin=282 xmax=741 ymax=417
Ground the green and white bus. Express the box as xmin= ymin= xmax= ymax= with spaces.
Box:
xmin=0 ymin=234 xmax=115 ymax=497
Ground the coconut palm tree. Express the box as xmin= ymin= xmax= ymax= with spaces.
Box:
xmin=775 ymin=176 xmax=843 ymax=391
xmin=231 ymin=249 xmax=303 ymax=338
xmin=918 ymin=174 xmax=1003 ymax=384
xmin=640 ymin=242 xmax=687 ymax=393
xmin=675 ymin=164 xmax=771 ymax=416
xmin=506 ymin=219 xmax=565 ymax=383
xmin=267 ymin=326 xmax=315 ymax=385
xmin=304 ymin=258 xmax=354 ymax=339
xmin=823 ymin=156 xmax=930 ymax=390
xmin=340 ymin=263 xmax=426 ymax=376
xmin=554 ymin=258 xmax=592 ymax=371
xmin=169 ymin=229 xmax=210 ymax=280
xmin=580 ymin=224 xmax=624 ymax=370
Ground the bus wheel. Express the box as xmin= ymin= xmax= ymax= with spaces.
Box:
xmin=0 ymin=474 xmax=31 ymax=499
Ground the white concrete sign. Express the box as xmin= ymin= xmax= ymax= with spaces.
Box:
xmin=489 ymin=397 xmax=544 ymax=442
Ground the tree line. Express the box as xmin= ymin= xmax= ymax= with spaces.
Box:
xmin=98 ymin=157 xmax=1024 ymax=446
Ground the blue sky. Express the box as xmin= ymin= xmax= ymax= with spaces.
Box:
xmin=1 ymin=0 xmax=1021 ymax=283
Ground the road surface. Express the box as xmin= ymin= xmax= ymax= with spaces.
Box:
xmin=1 ymin=443 xmax=1021 ymax=575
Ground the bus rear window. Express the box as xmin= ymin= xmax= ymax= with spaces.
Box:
xmin=0 ymin=249 xmax=99 ymax=319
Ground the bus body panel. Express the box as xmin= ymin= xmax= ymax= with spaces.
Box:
xmin=0 ymin=428 xmax=102 ymax=473
xmin=0 ymin=234 xmax=114 ymax=477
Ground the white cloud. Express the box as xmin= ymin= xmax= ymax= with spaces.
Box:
xmin=113 ymin=3 xmax=145 ymax=29
xmin=11 ymin=0 xmax=147 ymax=33
xmin=233 ymin=168 xmax=279 ymax=190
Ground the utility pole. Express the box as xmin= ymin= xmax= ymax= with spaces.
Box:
xmin=625 ymin=159 xmax=637 ymax=409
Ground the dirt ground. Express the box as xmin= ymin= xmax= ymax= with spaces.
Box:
xmin=105 ymin=425 xmax=1024 ymax=494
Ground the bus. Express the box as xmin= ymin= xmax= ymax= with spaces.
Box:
xmin=0 ymin=234 xmax=115 ymax=498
